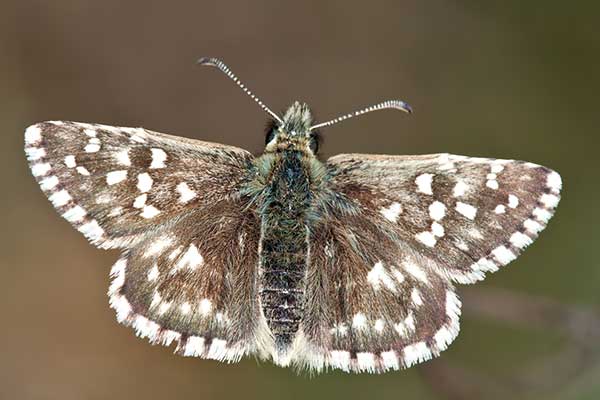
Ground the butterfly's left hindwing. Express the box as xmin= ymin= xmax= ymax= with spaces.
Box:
xmin=298 ymin=216 xmax=460 ymax=373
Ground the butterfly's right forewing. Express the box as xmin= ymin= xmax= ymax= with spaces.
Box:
xmin=25 ymin=121 xmax=253 ymax=249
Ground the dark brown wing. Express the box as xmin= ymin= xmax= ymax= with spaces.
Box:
xmin=326 ymin=153 xmax=561 ymax=284
xmin=25 ymin=121 xmax=253 ymax=249
xmin=109 ymin=198 xmax=272 ymax=361
xmin=25 ymin=121 xmax=271 ymax=361
xmin=291 ymin=152 xmax=560 ymax=373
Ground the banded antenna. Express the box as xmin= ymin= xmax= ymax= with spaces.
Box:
xmin=309 ymin=100 xmax=412 ymax=131
xmin=198 ymin=57 xmax=283 ymax=124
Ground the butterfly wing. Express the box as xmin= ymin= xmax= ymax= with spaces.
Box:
xmin=25 ymin=121 xmax=253 ymax=249
xmin=25 ymin=121 xmax=272 ymax=360
xmin=326 ymin=153 xmax=562 ymax=284
xmin=294 ymin=153 xmax=561 ymax=373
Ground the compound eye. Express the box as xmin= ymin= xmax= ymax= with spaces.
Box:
xmin=265 ymin=129 xmax=276 ymax=145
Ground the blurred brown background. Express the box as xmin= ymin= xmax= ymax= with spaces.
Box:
xmin=1 ymin=1 xmax=599 ymax=399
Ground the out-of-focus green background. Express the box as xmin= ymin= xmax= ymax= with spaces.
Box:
xmin=2 ymin=1 xmax=599 ymax=399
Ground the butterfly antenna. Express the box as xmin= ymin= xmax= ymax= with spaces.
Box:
xmin=198 ymin=57 xmax=283 ymax=124
xmin=309 ymin=100 xmax=412 ymax=131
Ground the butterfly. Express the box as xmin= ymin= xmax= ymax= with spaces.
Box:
xmin=24 ymin=57 xmax=562 ymax=374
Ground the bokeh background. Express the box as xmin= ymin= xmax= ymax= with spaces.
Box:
xmin=2 ymin=1 xmax=599 ymax=399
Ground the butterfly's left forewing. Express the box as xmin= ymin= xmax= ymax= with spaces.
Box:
xmin=25 ymin=121 xmax=272 ymax=360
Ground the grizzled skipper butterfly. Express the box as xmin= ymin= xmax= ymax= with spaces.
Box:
xmin=25 ymin=58 xmax=562 ymax=373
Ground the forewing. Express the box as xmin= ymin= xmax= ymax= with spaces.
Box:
xmin=297 ymin=213 xmax=460 ymax=373
xmin=109 ymin=199 xmax=272 ymax=361
xmin=25 ymin=121 xmax=253 ymax=249
xmin=326 ymin=153 xmax=562 ymax=284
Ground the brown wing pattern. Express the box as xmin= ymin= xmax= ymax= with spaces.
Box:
xmin=25 ymin=121 xmax=270 ymax=361
xmin=297 ymin=213 xmax=460 ymax=373
xmin=25 ymin=121 xmax=253 ymax=249
xmin=293 ymin=152 xmax=560 ymax=373
xmin=109 ymin=198 xmax=272 ymax=361
xmin=326 ymin=153 xmax=562 ymax=284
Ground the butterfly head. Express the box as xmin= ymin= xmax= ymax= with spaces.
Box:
xmin=264 ymin=101 xmax=320 ymax=155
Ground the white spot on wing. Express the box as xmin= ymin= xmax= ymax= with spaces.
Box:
xmin=31 ymin=163 xmax=51 ymax=176
xmin=510 ymin=231 xmax=533 ymax=249
xmin=84 ymin=143 xmax=101 ymax=153
xmin=416 ymin=231 xmax=436 ymax=247
xmin=486 ymin=179 xmax=499 ymax=190
xmin=367 ymin=262 xmax=396 ymax=292
xmin=452 ymin=181 xmax=469 ymax=197
xmin=137 ymin=173 xmax=153 ymax=192
xmin=25 ymin=125 xmax=42 ymax=144
xmin=144 ymin=236 xmax=173 ymax=257
xmin=352 ymin=313 xmax=367 ymax=329
xmin=380 ymin=202 xmax=403 ymax=222
xmin=524 ymin=218 xmax=543 ymax=234
xmin=141 ymin=205 xmax=160 ymax=219
xmin=174 ymin=244 xmax=203 ymax=272
xmin=40 ymin=176 xmax=59 ymax=191
xmin=494 ymin=204 xmax=506 ymax=214
xmin=428 ymin=201 xmax=446 ymax=221
xmin=415 ymin=173 xmax=434 ymax=195
xmin=356 ymin=352 xmax=376 ymax=372
xmin=411 ymin=288 xmax=423 ymax=306
xmin=115 ymin=149 xmax=131 ymax=166
xmin=133 ymin=194 xmax=147 ymax=209
xmin=456 ymin=202 xmax=477 ymax=220
xmin=199 ymin=299 xmax=212 ymax=315
xmin=533 ymin=207 xmax=552 ymax=222
xmin=106 ymin=170 xmax=127 ymax=185
xmin=207 ymin=338 xmax=227 ymax=360
xmin=76 ymin=166 xmax=90 ymax=176
xmin=183 ymin=336 xmax=205 ymax=357
xmin=547 ymin=171 xmax=562 ymax=190
xmin=380 ymin=350 xmax=399 ymax=370
xmin=62 ymin=206 xmax=86 ymax=223
xmin=147 ymin=264 xmax=159 ymax=281
xmin=508 ymin=194 xmax=519 ymax=208
xmin=403 ymin=261 xmax=428 ymax=283
xmin=540 ymin=193 xmax=559 ymax=208
xmin=64 ymin=155 xmax=76 ymax=168
xmin=491 ymin=164 xmax=504 ymax=173
xmin=180 ymin=302 xmax=191 ymax=314
xmin=49 ymin=190 xmax=71 ymax=207
xmin=176 ymin=182 xmax=197 ymax=203
xmin=431 ymin=221 xmax=444 ymax=237
xmin=330 ymin=351 xmax=351 ymax=371
xmin=492 ymin=245 xmax=516 ymax=265
xmin=78 ymin=220 xmax=104 ymax=241
xmin=403 ymin=342 xmax=432 ymax=368
xmin=25 ymin=147 xmax=45 ymax=161
xmin=395 ymin=312 xmax=416 ymax=337
xmin=150 ymin=148 xmax=167 ymax=169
